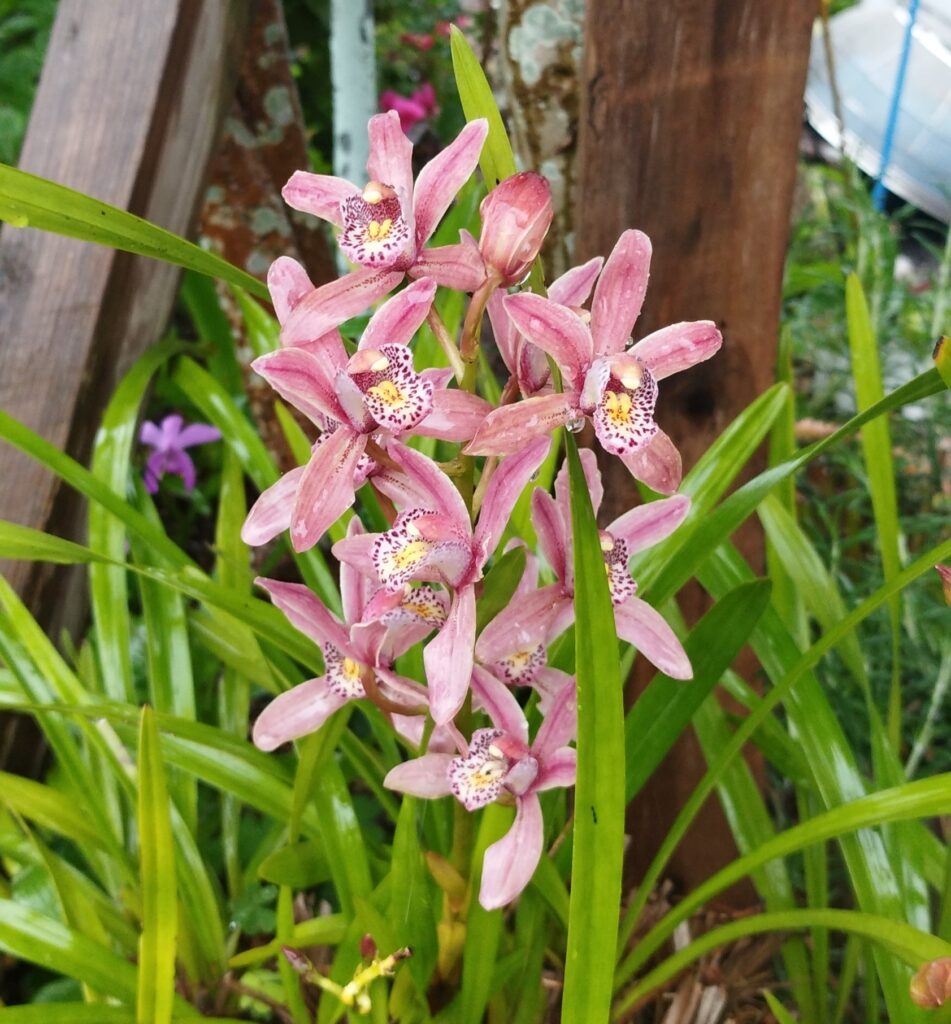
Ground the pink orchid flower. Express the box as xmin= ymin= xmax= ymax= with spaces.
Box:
xmin=278 ymin=111 xmax=489 ymax=346
xmin=333 ymin=436 xmax=551 ymax=725
xmin=467 ymin=229 xmax=722 ymax=494
xmin=385 ymin=667 xmax=576 ymax=908
xmin=241 ymin=276 xmax=491 ymax=552
xmin=530 ymin=448 xmax=693 ymax=679
xmin=139 ymin=414 xmax=220 ymax=494
xmin=252 ymin=521 xmax=443 ymax=751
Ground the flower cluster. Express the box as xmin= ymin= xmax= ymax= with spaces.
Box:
xmin=244 ymin=111 xmax=721 ymax=908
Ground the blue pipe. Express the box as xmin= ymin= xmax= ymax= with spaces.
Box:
xmin=872 ymin=0 xmax=921 ymax=210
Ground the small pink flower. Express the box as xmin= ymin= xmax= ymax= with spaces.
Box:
xmin=139 ymin=414 xmax=220 ymax=494
xmin=478 ymin=172 xmax=553 ymax=287
xmin=400 ymin=31 xmax=435 ymax=51
xmin=380 ymin=84 xmax=439 ymax=132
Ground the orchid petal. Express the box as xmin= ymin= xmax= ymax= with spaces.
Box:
xmin=471 ymin=665 xmax=529 ymax=743
xmin=282 ymin=172 xmax=357 ymax=229
xmin=535 ymin=748 xmax=576 ymax=791
xmin=268 ymin=256 xmax=317 ymax=324
xmin=408 ymin=233 xmax=486 ymax=292
xmin=619 ymin=428 xmax=682 ymax=495
xmin=384 ymin=754 xmax=454 ymax=798
xmin=175 ymin=423 xmax=222 ymax=448
xmin=613 ymin=596 xmax=692 ymax=679
xmin=139 ymin=420 xmax=163 ymax=447
xmin=367 ymin=111 xmax=415 ymax=204
xmin=253 ymin=347 xmax=347 ymax=425
xmin=241 ymin=467 xmax=305 ymax=546
xmin=607 ymin=494 xmax=691 ymax=556
xmin=465 ymin=392 xmax=580 ymax=457
xmin=531 ymin=490 xmax=568 ymax=583
xmin=476 ymin=583 xmax=573 ymax=665
xmin=422 ymin=367 xmax=454 ymax=390
xmin=413 ymin=118 xmax=488 ymax=244
xmin=487 ymin=289 xmax=519 ymax=376
xmin=252 ymin=679 xmax=348 ymax=752
xmin=425 ymin=585 xmax=476 ymax=725
xmin=255 ymin=577 xmax=350 ymax=652
xmin=388 ymin=441 xmax=470 ymax=531
xmin=548 ymin=256 xmax=605 ymax=307
xmin=348 ymin=620 xmax=388 ymax=666
xmin=332 ymin=531 xmax=380 ymax=580
xmin=358 ymin=277 xmax=437 ymax=350
xmin=340 ymin=518 xmax=370 ymax=626
xmin=504 ymin=292 xmax=593 ymax=391
xmin=290 ymin=431 xmax=368 ymax=552
xmin=282 ymin=268 xmax=404 ymax=348
xmin=162 ymin=449 xmax=196 ymax=491
xmin=532 ymin=667 xmax=574 ymax=716
xmin=474 ymin=437 xmax=551 ymax=559
xmin=591 ymin=228 xmax=652 ymax=357
xmin=628 ymin=320 xmax=723 ymax=381
xmin=533 ymin=678 xmax=577 ymax=754
xmin=417 ymin=389 xmax=492 ymax=442
xmin=479 ymin=794 xmax=544 ymax=909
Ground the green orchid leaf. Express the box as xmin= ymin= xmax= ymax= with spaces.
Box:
xmin=0 ymin=163 xmax=268 ymax=298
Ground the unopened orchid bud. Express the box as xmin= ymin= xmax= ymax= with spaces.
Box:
xmin=937 ymin=565 xmax=951 ymax=606
xmin=478 ymin=172 xmax=553 ymax=285
xmin=910 ymin=957 xmax=951 ymax=1007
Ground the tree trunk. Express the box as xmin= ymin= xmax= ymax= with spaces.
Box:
xmin=575 ymin=0 xmax=815 ymax=895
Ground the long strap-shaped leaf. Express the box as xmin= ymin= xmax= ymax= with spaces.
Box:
xmin=136 ymin=707 xmax=178 ymax=1024
xmin=0 ymin=163 xmax=268 ymax=298
xmin=616 ymin=909 xmax=951 ymax=1017
xmin=623 ymin=772 xmax=951 ymax=978
xmin=562 ymin=436 xmax=625 ymax=1024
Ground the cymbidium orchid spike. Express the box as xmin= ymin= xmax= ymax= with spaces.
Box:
xmin=333 ymin=437 xmax=551 ymax=724
xmin=478 ymin=172 xmax=554 ymax=287
xmin=240 ymin=278 xmax=491 ymax=552
xmin=384 ymin=669 xmax=577 ymax=908
xmin=278 ymin=112 xmax=489 ymax=345
xmin=467 ymin=229 xmax=722 ymax=495
xmin=251 ymin=523 xmax=439 ymax=752
xmin=530 ymin=448 xmax=693 ymax=679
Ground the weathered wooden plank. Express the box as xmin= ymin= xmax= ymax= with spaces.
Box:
xmin=575 ymin=0 xmax=815 ymax=894
xmin=0 ymin=0 xmax=250 ymax=628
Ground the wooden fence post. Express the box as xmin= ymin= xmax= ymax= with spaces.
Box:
xmin=575 ymin=0 xmax=816 ymax=894
xmin=0 ymin=0 xmax=250 ymax=635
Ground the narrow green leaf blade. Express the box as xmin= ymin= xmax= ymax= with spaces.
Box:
xmin=845 ymin=273 xmax=902 ymax=748
xmin=0 ymin=163 xmax=268 ymax=298
xmin=562 ymin=436 xmax=624 ymax=1024
xmin=449 ymin=26 xmax=517 ymax=188
xmin=136 ymin=707 xmax=178 ymax=1024
xmin=625 ymin=580 xmax=772 ymax=801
